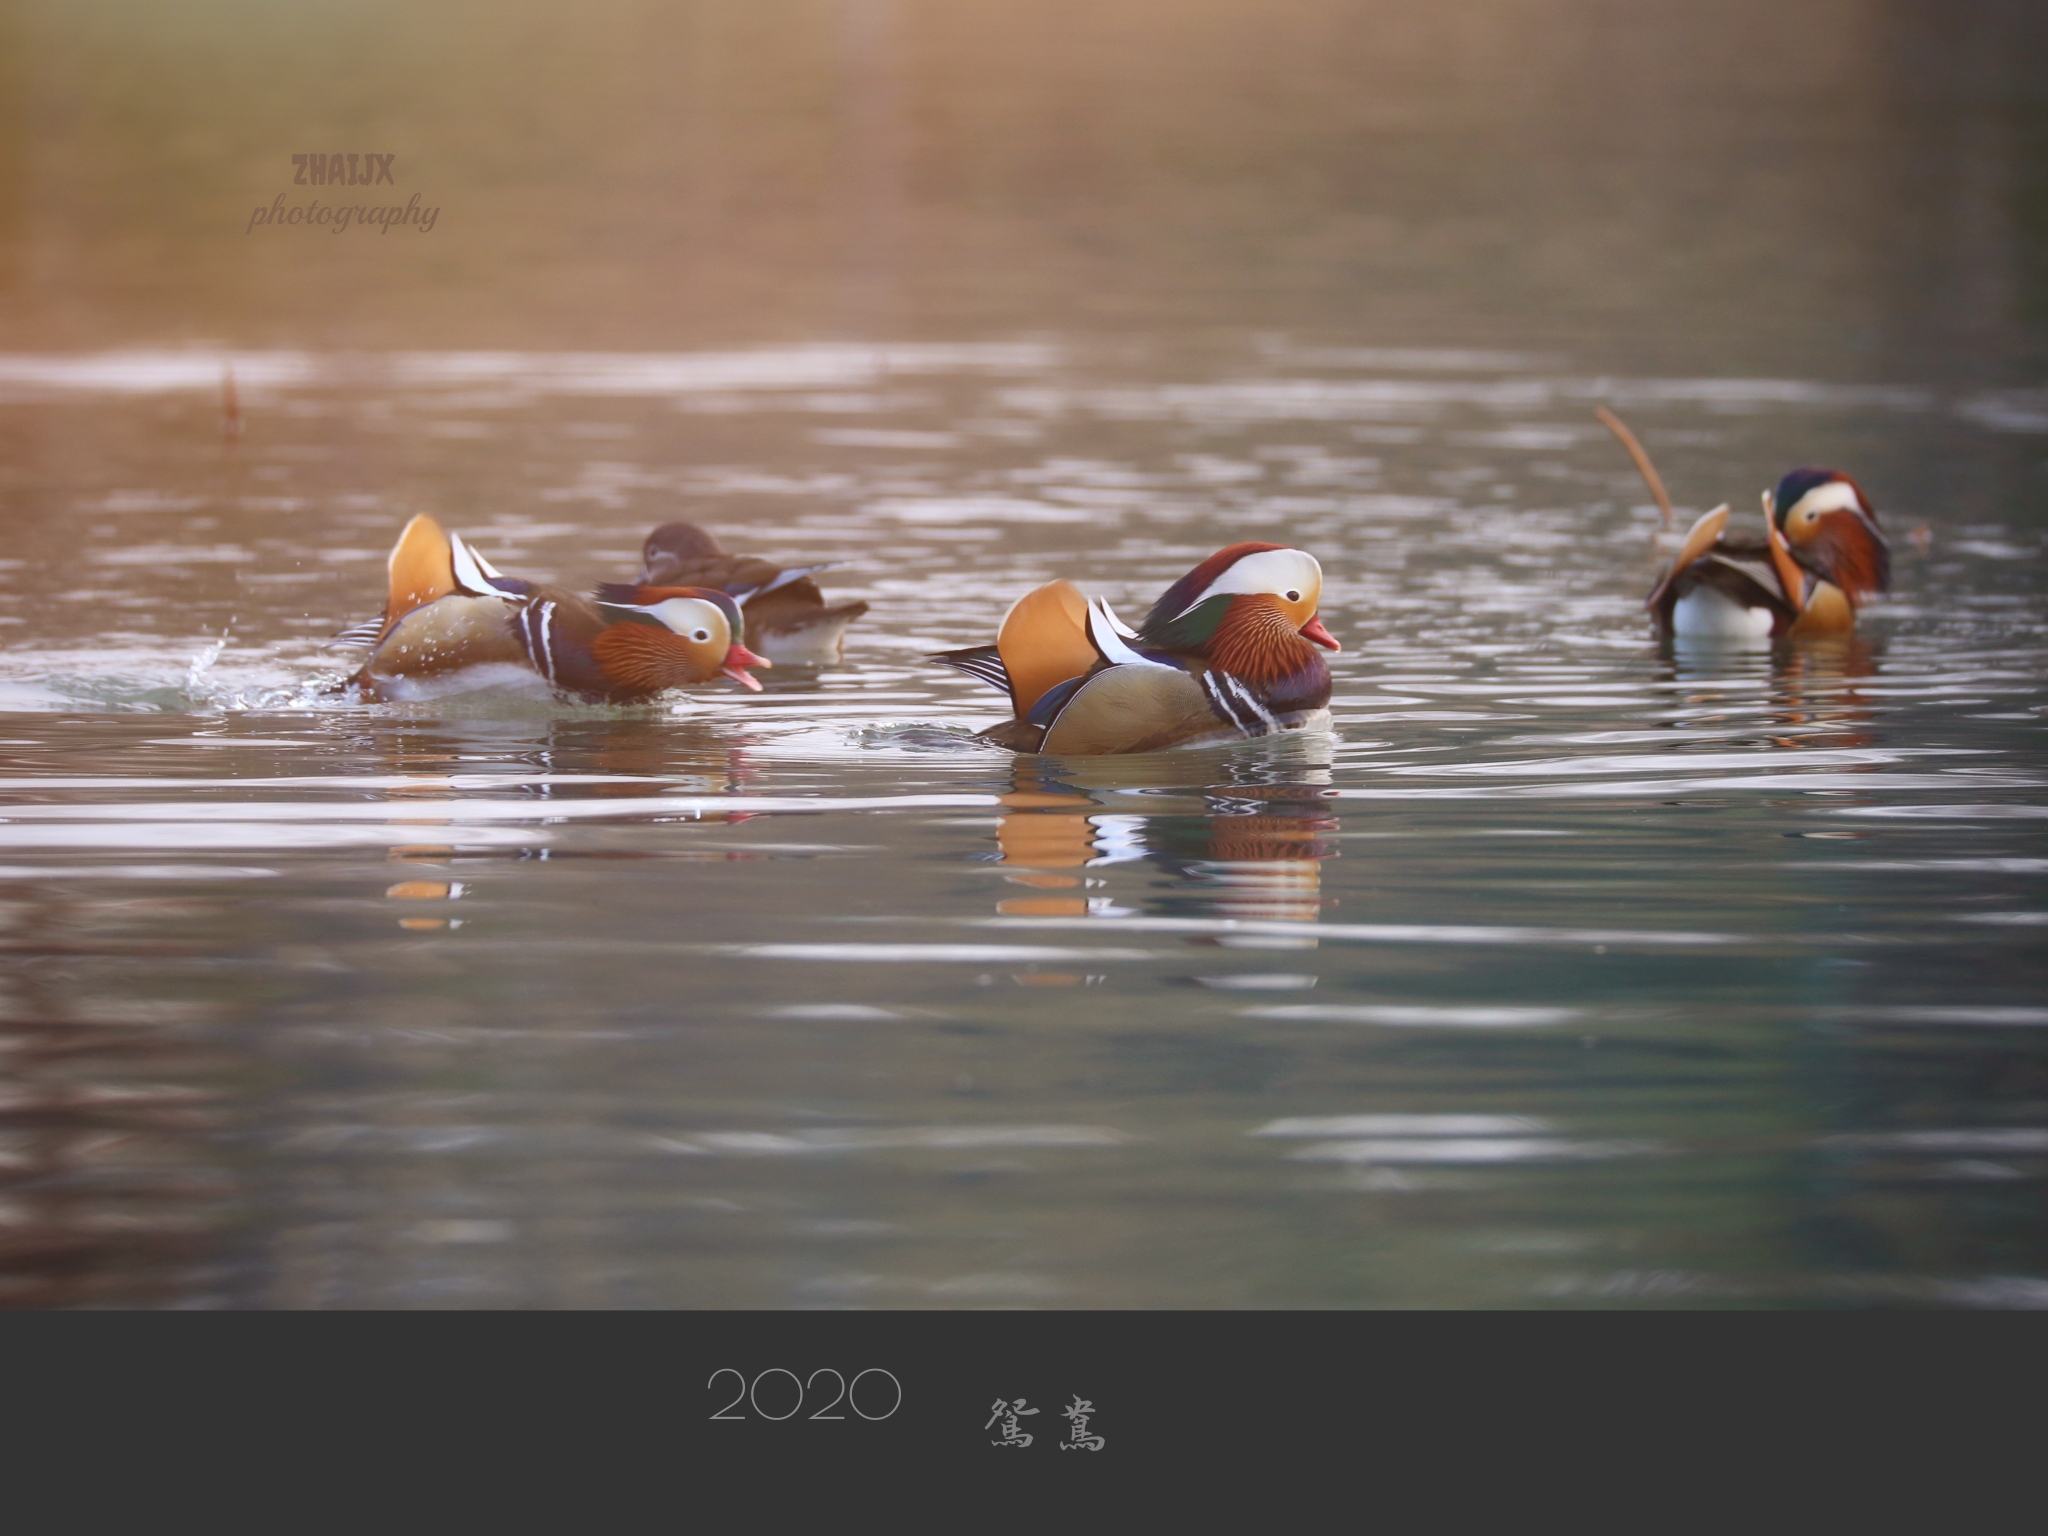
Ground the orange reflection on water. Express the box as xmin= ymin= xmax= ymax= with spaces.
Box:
xmin=997 ymin=895 xmax=1091 ymax=917
xmin=1665 ymin=636 xmax=1883 ymax=754
xmin=1178 ymin=809 xmax=1338 ymax=943
xmin=990 ymin=761 xmax=1340 ymax=939
xmin=1769 ymin=638 xmax=1880 ymax=751
xmin=1190 ymin=815 xmax=1334 ymax=925
xmin=388 ymin=845 xmax=455 ymax=864
xmin=388 ymin=876 xmax=462 ymax=931
xmin=995 ymin=788 xmax=1099 ymax=870
xmin=385 ymin=880 xmax=456 ymax=900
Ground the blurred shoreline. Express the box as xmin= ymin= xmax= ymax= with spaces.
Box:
xmin=1 ymin=0 xmax=2043 ymax=382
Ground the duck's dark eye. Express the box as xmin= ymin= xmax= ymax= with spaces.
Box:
xmin=692 ymin=629 xmax=710 ymax=642
xmin=1284 ymin=589 xmax=1301 ymax=602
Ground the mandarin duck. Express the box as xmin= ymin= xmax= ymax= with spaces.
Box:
xmin=932 ymin=543 xmax=1340 ymax=755
xmin=636 ymin=521 xmax=868 ymax=664
xmin=1648 ymin=469 xmax=1891 ymax=641
xmin=342 ymin=515 xmax=769 ymax=703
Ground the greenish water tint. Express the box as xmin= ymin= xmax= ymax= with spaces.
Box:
xmin=0 ymin=343 xmax=2042 ymax=1307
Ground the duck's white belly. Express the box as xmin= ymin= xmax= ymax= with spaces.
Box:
xmin=752 ymin=612 xmax=861 ymax=665
xmin=364 ymin=663 xmax=558 ymax=702
xmin=1672 ymin=587 xmax=1774 ymax=642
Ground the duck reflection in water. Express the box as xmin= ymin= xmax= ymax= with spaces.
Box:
xmin=991 ymin=760 xmax=1338 ymax=937
xmin=365 ymin=715 xmax=760 ymax=932
xmin=1662 ymin=633 xmax=1882 ymax=753
xmin=524 ymin=715 xmax=762 ymax=800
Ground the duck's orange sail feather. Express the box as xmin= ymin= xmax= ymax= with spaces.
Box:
xmin=380 ymin=514 xmax=460 ymax=640
xmin=996 ymin=579 xmax=1097 ymax=718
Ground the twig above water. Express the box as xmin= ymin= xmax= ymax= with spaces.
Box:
xmin=1594 ymin=406 xmax=1673 ymax=532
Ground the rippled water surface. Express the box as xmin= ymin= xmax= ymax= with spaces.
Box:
xmin=2 ymin=339 xmax=2043 ymax=1307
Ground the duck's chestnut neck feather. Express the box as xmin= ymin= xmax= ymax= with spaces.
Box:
xmin=1204 ymin=597 xmax=1331 ymax=711
xmin=1805 ymin=513 xmax=1889 ymax=600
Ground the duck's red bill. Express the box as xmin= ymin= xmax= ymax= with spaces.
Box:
xmin=722 ymin=643 xmax=770 ymax=691
xmin=1302 ymin=616 xmax=1340 ymax=651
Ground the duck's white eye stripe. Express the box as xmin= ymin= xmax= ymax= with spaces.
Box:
xmin=1174 ymin=548 xmax=1322 ymax=618
xmin=1791 ymin=482 xmax=1864 ymax=519
xmin=643 ymin=596 xmax=729 ymax=642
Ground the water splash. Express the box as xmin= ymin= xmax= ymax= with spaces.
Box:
xmin=183 ymin=636 xmax=229 ymax=698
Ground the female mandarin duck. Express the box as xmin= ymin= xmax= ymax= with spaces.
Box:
xmin=1648 ymin=469 xmax=1891 ymax=641
xmin=343 ymin=515 xmax=769 ymax=702
xmin=932 ymin=543 xmax=1340 ymax=754
xmin=636 ymin=521 xmax=868 ymax=664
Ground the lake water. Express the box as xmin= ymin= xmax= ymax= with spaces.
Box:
xmin=1 ymin=1 xmax=2045 ymax=1307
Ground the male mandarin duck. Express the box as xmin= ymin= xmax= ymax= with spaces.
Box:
xmin=342 ymin=515 xmax=769 ymax=703
xmin=636 ymin=521 xmax=868 ymax=664
xmin=932 ymin=543 xmax=1340 ymax=754
xmin=1648 ymin=469 xmax=1891 ymax=641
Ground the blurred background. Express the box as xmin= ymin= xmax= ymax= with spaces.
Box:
xmin=3 ymin=0 xmax=2046 ymax=377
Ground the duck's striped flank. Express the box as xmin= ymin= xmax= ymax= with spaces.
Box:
xmin=518 ymin=598 xmax=561 ymax=683
xmin=1200 ymin=669 xmax=1278 ymax=736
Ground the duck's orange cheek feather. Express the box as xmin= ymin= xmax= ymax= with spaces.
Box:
xmin=591 ymin=625 xmax=714 ymax=691
xmin=1814 ymin=513 xmax=1890 ymax=599
xmin=1208 ymin=598 xmax=1320 ymax=680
